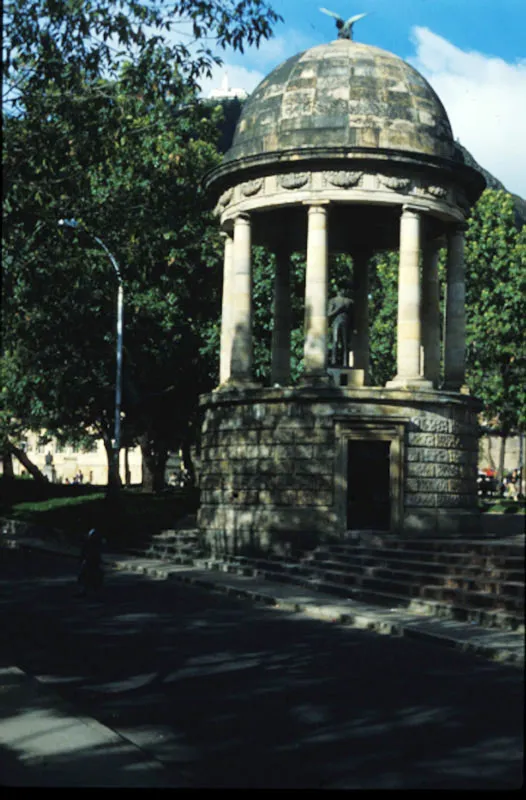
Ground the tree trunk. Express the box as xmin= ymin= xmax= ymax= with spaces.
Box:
xmin=497 ymin=431 xmax=507 ymax=490
xmin=124 ymin=447 xmax=131 ymax=486
xmin=2 ymin=446 xmax=14 ymax=478
xmin=181 ymin=439 xmax=196 ymax=485
xmin=139 ymin=432 xmax=168 ymax=493
xmin=102 ymin=435 xmax=122 ymax=491
xmin=519 ymin=433 xmax=525 ymax=498
xmin=8 ymin=440 xmax=48 ymax=482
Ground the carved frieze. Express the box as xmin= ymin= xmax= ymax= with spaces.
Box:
xmin=426 ymin=184 xmax=448 ymax=199
xmin=218 ymin=188 xmax=234 ymax=209
xmin=413 ymin=183 xmax=448 ymax=200
xmin=278 ymin=172 xmax=310 ymax=190
xmin=215 ymin=167 xmax=458 ymax=222
xmin=379 ymin=175 xmax=411 ymax=192
xmin=241 ymin=178 xmax=264 ymax=197
xmin=324 ymin=170 xmax=363 ymax=188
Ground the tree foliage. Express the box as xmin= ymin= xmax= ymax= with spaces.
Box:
xmin=3 ymin=0 xmax=282 ymax=110
xmin=465 ymin=189 xmax=526 ymax=433
xmin=2 ymin=0 xmax=281 ymax=488
xmin=3 ymin=1 xmax=524 ymax=492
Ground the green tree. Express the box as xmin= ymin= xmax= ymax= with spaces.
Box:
xmin=369 ymin=251 xmax=398 ymax=386
xmin=3 ymin=76 xmax=225 ymax=490
xmin=3 ymin=0 xmax=282 ymax=490
xmin=465 ymin=189 xmax=526 ymax=477
xmin=3 ymin=0 xmax=281 ymax=109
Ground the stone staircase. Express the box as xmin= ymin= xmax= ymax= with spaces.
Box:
xmin=200 ymin=533 xmax=525 ymax=632
xmin=130 ymin=514 xmax=203 ymax=565
xmin=122 ymin=516 xmax=524 ymax=632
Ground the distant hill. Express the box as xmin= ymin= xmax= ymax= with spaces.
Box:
xmin=458 ymin=143 xmax=526 ymax=226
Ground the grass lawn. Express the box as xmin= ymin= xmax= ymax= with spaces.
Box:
xmin=479 ymin=498 xmax=525 ymax=515
xmin=1 ymin=478 xmax=523 ymax=553
xmin=0 ymin=478 xmax=199 ymax=549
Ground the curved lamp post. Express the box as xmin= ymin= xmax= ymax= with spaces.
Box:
xmin=58 ymin=218 xmax=123 ymax=491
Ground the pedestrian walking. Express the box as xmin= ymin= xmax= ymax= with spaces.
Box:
xmin=77 ymin=528 xmax=104 ymax=597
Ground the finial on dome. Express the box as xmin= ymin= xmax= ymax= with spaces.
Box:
xmin=319 ymin=8 xmax=368 ymax=40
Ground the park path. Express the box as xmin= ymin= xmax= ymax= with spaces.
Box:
xmin=0 ymin=549 xmax=523 ymax=788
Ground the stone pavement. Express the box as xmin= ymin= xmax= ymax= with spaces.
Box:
xmin=4 ymin=535 xmax=524 ymax=667
xmin=0 ymin=667 xmax=186 ymax=787
xmin=0 ymin=538 xmax=523 ymax=788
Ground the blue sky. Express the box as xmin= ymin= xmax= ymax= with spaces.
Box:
xmin=197 ymin=0 xmax=526 ymax=198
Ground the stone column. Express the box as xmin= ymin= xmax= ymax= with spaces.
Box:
xmin=387 ymin=205 xmax=432 ymax=389
xmin=421 ymin=238 xmax=442 ymax=388
xmin=230 ymin=213 xmax=253 ymax=382
xmin=219 ymin=231 xmax=234 ymax=385
xmin=352 ymin=250 xmax=370 ymax=383
xmin=444 ymin=224 xmax=467 ymax=390
xmin=271 ymin=247 xmax=291 ymax=386
xmin=303 ymin=204 xmax=329 ymax=381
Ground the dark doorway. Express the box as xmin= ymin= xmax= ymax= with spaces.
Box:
xmin=347 ymin=439 xmax=391 ymax=530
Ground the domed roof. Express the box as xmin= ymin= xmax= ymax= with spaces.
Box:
xmin=224 ymin=39 xmax=456 ymax=165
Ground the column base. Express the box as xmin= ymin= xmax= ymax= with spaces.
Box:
xmin=299 ymin=373 xmax=331 ymax=388
xmin=442 ymin=382 xmax=470 ymax=394
xmin=328 ymin=368 xmax=365 ymax=388
xmin=270 ymin=374 xmax=292 ymax=388
xmin=385 ymin=377 xmax=434 ymax=391
xmin=214 ymin=378 xmax=261 ymax=392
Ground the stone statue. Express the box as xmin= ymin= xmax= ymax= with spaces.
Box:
xmin=319 ymin=8 xmax=368 ymax=40
xmin=328 ymin=294 xmax=354 ymax=367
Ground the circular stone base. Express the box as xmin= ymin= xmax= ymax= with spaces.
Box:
xmin=198 ymin=385 xmax=482 ymax=557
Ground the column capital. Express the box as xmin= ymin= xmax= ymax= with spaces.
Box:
xmin=234 ymin=212 xmax=251 ymax=225
xmin=424 ymin=234 xmax=446 ymax=250
xmin=401 ymin=204 xmax=423 ymax=217
xmin=422 ymin=238 xmax=445 ymax=259
xmin=303 ymin=201 xmax=330 ymax=210
xmin=450 ymin=221 xmax=468 ymax=234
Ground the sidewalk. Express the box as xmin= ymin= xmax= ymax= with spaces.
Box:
xmin=4 ymin=535 xmax=524 ymax=667
xmin=0 ymin=667 xmax=188 ymax=787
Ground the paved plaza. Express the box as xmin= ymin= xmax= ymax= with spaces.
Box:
xmin=0 ymin=546 xmax=523 ymax=788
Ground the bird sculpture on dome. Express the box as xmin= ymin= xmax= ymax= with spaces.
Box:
xmin=319 ymin=8 xmax=368 ymax=40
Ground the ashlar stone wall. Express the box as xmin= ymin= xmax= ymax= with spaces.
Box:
xmin=198 ymin=388 xmax=481 ymax=556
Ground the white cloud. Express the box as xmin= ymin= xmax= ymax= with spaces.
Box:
xmin=197 ymin=63 xmax=265 ymax=98
xmin=409 ymin=27 xmax=526 ymax=199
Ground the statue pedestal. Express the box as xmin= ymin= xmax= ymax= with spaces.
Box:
xmin=43 ymin=465 xmax=56 ymax=483
xmin=328 ymin=367 xmax=365 ymax=388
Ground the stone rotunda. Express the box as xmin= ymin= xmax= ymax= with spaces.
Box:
xmin=198 ymin=34 xmax=486 ymax=557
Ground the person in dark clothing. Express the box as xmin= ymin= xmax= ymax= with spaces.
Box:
xmin=77 ymin=528 xmax=104 ymax=596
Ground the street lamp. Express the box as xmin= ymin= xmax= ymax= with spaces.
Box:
xmin=58 ymin=218 xmax=123 ymax=492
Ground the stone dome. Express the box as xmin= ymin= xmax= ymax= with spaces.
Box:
xmin=224 ymin=39 xmax=456 ymax=165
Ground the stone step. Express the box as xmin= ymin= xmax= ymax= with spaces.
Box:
xmin=307 ymin=546 xmax=524 ymax=571
xmin=146 ymin=540 xmax=201 ymax=552
xmin=150 ymin=532 xmax=200 ymax=544
xmin=144 ymin=546 xmax=201 ymax=562
xmin=213 ymin=552 xmax=524 ymax=597
xmin=305 ymin=567 xmax=523 ymax=611
xmin=308 ymin=556 xmax=524 ymax=585
xmin=206 ymin=554 xmax=524 ymax=612
xmin=205 ymin=560 xmax=523 ymax=630
xmin=323 ymin=541 xmax=525 ymax=559
xmin=310 ymin=560 xmax=524 ymax=596
xmin=352 ymin=535 xmax=525 ymax=548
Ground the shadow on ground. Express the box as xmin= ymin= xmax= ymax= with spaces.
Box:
xmin=0 ymin=549 xmax=523 ymax=788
